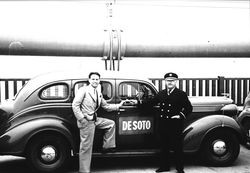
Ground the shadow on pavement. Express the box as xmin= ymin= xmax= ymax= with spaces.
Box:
xmin=0 ymin=156 xmax=33 ymax=173
xmin=2 ymin=150 xmax=248 ymax=173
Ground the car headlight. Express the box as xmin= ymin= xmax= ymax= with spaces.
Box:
xmin=221 ymin=104 xmax=238 ymax=117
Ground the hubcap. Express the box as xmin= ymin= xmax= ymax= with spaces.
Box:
xmin=41 ymin=145 xmax=57 ymax=163
xmin=212 ymin=140 xmax=227 ymax=156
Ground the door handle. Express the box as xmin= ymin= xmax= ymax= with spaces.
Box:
xmin=119 ymin=109 xmax=126 ymax=112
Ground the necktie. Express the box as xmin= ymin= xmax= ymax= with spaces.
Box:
xmin=94 ymin=89 xmax=98 ymax=121
xmin=95 ymin=89 xmax=99 ymax=109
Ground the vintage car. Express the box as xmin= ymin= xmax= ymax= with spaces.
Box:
xmin=0 ymin=71 xmax=246 ymax=172
xmin=236 ymin=92 xmax=250 ymax=145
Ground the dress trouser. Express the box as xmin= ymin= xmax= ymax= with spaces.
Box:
xmin=158 ymin=118 xmax=184 ymax=171
xmin=79 ymin=117 xmax=115 ymax=173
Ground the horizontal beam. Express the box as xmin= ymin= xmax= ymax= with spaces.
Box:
xmin=0 ymin=1 xmax=249 ymax=57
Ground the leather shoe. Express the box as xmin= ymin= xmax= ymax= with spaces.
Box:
xmin=102 ymin=147 xmax=116 ymax=153
xmin=155 ymin=167 xmax=170 ymax=172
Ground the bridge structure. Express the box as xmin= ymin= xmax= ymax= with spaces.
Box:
xmin=0 ymin=1 xmax=249 ymax=105
xmin=0 ymin=0 xmax=249 ymax=70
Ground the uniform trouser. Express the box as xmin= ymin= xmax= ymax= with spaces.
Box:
xmin=79 ymin=117 xmax=116 ymax=173
xmin=158 ymin=118 xmax=184 ymax=171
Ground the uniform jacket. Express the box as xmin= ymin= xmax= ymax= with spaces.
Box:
xmin=72 ymin=85 xmax=119 ymax=127
xmin=145 ymin=87 xmax=193 ymax=119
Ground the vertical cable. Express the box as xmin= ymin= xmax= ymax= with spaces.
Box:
xmin=109 ymin=30 xmax=113 ymax=70
xmin=117 ymin=29 xmax=121 ymax=71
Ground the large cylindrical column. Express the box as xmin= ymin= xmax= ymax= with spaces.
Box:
xmin=0 ymin=1 xmax=249 ymax=57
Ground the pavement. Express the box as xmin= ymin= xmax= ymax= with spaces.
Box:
xmin=0 ymin=145 xmax=250 ymax=173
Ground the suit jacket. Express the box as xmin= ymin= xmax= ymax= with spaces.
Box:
xmin=72 ymin=85 xmax=118 ymax=127
xmin=145 ymin=87 xmax=193 ymax=120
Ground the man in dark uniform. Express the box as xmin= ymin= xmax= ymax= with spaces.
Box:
xmin=143 ymin=72 xmax=192 ymax=173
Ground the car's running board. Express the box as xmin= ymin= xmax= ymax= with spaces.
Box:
xmin=93 ymin=149 xmax=159 ymax=158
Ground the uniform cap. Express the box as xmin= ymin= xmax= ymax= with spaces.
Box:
xmin=164 ymin=72 xmax=178 ymax=80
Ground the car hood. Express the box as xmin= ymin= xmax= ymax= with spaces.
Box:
xmin=189 ymin=96 xmax=233 ymax=112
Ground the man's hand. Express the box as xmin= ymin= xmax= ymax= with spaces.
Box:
xmin=126 ymin=99 xmax=138 ymax=105
xmin=79 ymin=118 xmax=86 ymax=123
xmin=171 ymin=115 xmax=181 ymax=119
xmin=118 ymin=100 xmax=125 ymax=107
xmin=85 ymin=114 xmax=94 ymax=121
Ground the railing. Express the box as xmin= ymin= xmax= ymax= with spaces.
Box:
xmin=151 ymin=76 xmax=250 ymax=106
xmin=151 ymin=78 xmax=219 ymax=96
xmin=0 ymin=77 xmax=250 ymax=106
xmin=219 ymin=77 xmax=250 ymax=106
xmin=0 ymin=78 xmax=29 ymax=102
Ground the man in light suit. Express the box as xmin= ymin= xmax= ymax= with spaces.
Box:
xmin=72 ymin=72 xmax=125 ymax=173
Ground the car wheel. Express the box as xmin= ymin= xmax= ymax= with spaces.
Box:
xmin=26 ymin=134 xmax=70 ymax=173
xmin=201 ymin=130 xmax=240 ymax=166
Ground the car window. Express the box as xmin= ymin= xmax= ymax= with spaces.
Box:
xmin=74 ymin=81 xmax=88 ymax=94
xmin=40 ymin=84 xmax=69 ymax=100
xmin=100 ymin=82 xmax=112 ymax=100
xmin=74 ymin=81 xmax=112 ymax=100
xmin=118 ymin=82 xmax=155 ymax=101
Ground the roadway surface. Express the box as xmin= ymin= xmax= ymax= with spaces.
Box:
xmin=0 ymin=145 xmax=250 ymax=173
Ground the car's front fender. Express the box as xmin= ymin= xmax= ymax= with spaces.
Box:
xmin=236 ymin=109 xmax=250 ymax=125
xmin=183 ymin=115 xmax=243 ymax=153
xmin=0 ymin=118 xmax=77 ymax=156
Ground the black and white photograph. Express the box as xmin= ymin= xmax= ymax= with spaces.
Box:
xmin=0 ymin=0 xmax=250 ymax=173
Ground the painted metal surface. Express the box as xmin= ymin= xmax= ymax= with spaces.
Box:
xmin=0 ymin=1 xmax=249 ymax=57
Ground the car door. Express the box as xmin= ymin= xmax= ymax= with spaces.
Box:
xmin=115 ymin=80 xmax=159 ymax=150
